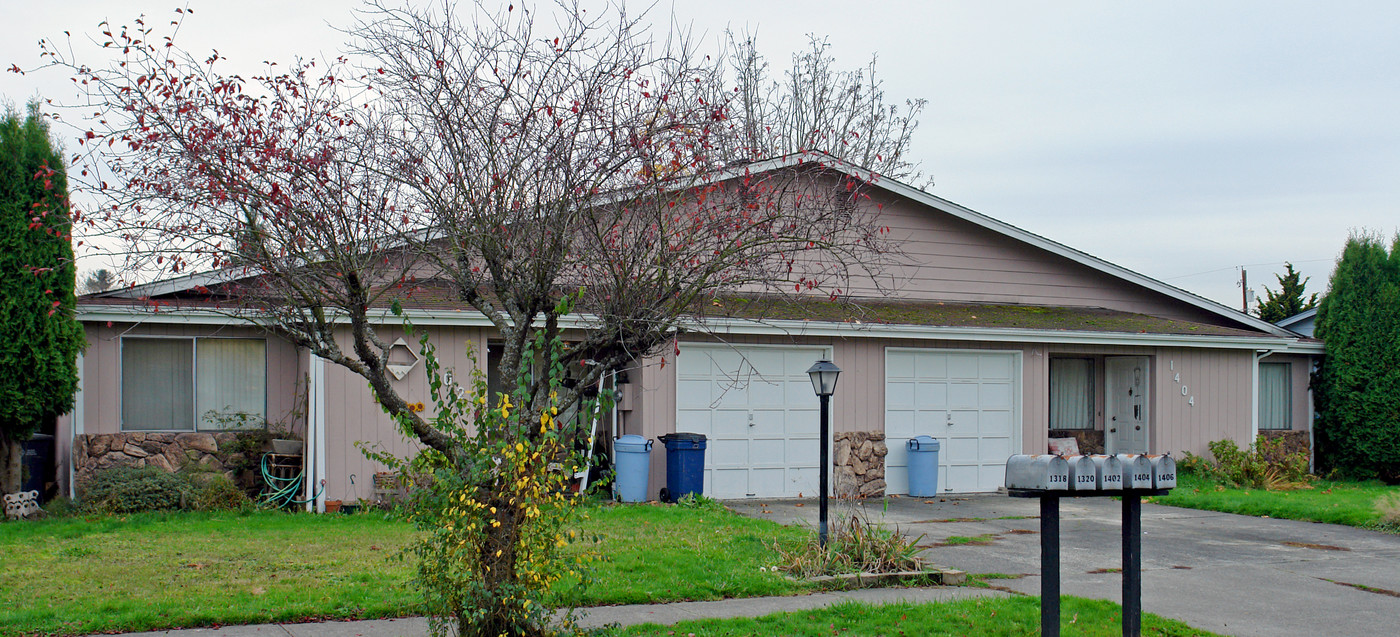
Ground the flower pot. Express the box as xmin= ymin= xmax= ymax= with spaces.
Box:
xmin=271 ymin=439 xmax=303 ymax=455
xmin=324 ymin=500 xmax=342 ymax=514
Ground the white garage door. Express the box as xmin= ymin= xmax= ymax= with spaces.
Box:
xmin=676 ymin=344 xmax=831 ymax=498
xmin=885 ymin=348 xmax=1020 ymax=494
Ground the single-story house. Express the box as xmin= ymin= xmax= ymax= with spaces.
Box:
xmin=56 ymin=156 xmax=1323 ymax=504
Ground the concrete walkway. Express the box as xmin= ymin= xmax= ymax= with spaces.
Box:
xmin=726 ymin=494 xmax=1400 ymax=637
xmin=110 ymin=587 xmax=1008 ymax=636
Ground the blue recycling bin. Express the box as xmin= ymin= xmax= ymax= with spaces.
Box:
xmin=613 ymin=435 xmax=653 ymax=503
xmin=907 ymin=435 xmax=941 ymax=497
xmin=658 ymin=433 xmax=707 ymax=503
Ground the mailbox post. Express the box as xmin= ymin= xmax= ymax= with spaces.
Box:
xmin=1005 ymin=454 xmax=1173 ymax=637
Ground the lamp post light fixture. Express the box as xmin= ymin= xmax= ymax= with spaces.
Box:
xmin=806 ymin=357 xmax=841 ymax=547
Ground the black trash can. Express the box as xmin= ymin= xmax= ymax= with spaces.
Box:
xmin=657 ymin=433 xmax=706 ymax=503
xmin=21 ymin=433 xmax=55 ymax=502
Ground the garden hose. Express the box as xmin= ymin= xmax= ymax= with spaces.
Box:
xmin=259 ymin=454 xmax=325 ymax=508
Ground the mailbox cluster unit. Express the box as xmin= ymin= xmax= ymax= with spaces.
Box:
xmin=1005 ymin=454 xmax=1176 ymax=492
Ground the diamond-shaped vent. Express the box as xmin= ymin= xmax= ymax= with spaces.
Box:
xmin=386 ymin=338 xmax=421 ymax=380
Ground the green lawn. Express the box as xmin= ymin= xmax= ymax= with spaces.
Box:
xmin=1147 ymin=472 xmax=1399 ymax=529
xmin=611 ymin=597 xmax=1221 ymax=636
xmin=0 ymin=502 xmax=811 ymax=636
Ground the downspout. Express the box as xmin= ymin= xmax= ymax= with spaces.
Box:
xmin=1308 ymin=358 xmax=1318 ymax=474
xmin=610 ymin=370 xmax=619 ymax=500
xmin=307 ymin=353 xmax=328 ymax=512
xmin=69 ymin=352 xmax=84 ymax=499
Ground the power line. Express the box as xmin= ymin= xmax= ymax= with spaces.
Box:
xmin=1163 ymin=258 xmax=1335 ymax=282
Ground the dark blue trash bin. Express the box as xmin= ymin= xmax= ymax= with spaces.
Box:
xmin=907 ymin=435 xmax=940 ymax=497
xmin=657 ymin=432 xmax=706 ymax=503
xmin=613 ymin=435 xmax=653 ymax=503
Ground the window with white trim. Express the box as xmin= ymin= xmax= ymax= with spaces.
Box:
xmin=1049 ymin=357 xmax=1095 ymax=430
xmin=1258 ymin=362 xmax=1292 ymax=430
xmin=121 ymin=337 xmax=267 ymax=431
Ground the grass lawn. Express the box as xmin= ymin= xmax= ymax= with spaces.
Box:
xmin=1147 ymin=472 xmax=1399 ymax=529
xmin=611 ymin=597 xmax=1221 ymax=636
xmin=0 ymin=501 xmax=811 ymax=636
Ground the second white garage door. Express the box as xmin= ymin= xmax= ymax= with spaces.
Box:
xmin=884 ymin=348 xmax=1021 ymax=494
xmin=676 ymin=344 xmax=831 ymax=499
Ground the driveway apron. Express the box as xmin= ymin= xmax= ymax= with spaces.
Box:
xmin=725 ymin=494 xmax=1400 ymax=637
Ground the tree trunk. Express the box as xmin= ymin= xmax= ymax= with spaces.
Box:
xmin=0 ymin=432 xmax=22 ymax=496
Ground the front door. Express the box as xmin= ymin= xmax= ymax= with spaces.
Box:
xmin=1105 ymin=356 xmax=1150 ymax=454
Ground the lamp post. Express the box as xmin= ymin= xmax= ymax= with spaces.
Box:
xmin=806 ymin=358 xmax=841 ymax=547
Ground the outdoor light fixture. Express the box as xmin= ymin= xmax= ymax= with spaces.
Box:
xmin=806 ymin=357 xmax=841 ymax=547
xmin=807 ymin=358 xmax=841 ymax=397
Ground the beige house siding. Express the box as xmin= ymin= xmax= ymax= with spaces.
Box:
xmin=1151 ymin=347 xmax=1255 ymax=455
xmin=845 ymin=190 xmax=1236 ymax=327
xmin=319 ymin=324 xmax=488 ymax=502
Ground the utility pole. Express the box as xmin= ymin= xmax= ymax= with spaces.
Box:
xmin=1240 ymin=268 xmax=1248 ymax=313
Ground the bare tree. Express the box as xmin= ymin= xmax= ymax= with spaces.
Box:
xmin=725 ymin=31 xmax=931 ymax=187
xmin=39 ymin=3 xmax=897 ymax=632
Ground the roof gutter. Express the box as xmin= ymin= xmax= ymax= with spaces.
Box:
xmin=687 ymin=317 xmax=1303 ymax=350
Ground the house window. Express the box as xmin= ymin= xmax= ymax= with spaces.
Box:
xmin=121 ymin=337 xmax=267 ymax=431
xmin=1259 ymin=363 xmax=1292 ymax=430
xmin=1049 ymin=358 xmax=1095 ymax=430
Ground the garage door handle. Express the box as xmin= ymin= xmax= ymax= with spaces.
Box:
xmin=1135 ymin=425 xmax=1141 ymax=430
xmin=1109 ymin=427 xmax=1117 ymax=433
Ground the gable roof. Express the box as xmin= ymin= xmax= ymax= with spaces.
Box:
xmin=86 ymin=152 xmax=1295 ymax=339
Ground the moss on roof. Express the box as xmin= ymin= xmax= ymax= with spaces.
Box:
xmin=703 ymin=297 xmax=1267 ymax=337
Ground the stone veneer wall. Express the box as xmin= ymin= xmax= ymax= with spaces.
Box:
xmin=73 ymin=432 xmax=248 ymax=488
xmin=834 ymin=431 xmax=888 ymax=497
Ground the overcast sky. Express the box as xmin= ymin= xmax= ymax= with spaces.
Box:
xmin=5 ymin=1 xmax=1398 ymax=311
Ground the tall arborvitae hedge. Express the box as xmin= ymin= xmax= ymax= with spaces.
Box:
xmin=0 ymin=102 xmax=84 ymax=495
xmin=1313 ymin=233 xmax=1400 ymax=481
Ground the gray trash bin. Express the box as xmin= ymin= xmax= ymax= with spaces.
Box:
xmin=907 ymin=435 xmax=940 ymax=497
xmin=614 ymin=435 xmax=653 ymax=502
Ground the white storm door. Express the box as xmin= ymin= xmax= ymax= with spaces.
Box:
xmin=1105 ymin=356 xmax=1150 ymax=454
xmin=885 ymin=349 xmax=1020 ymax=494
xmin=675 ymin=344 xmax=830 ymax=498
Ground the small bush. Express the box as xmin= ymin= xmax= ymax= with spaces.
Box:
xmin=1185 ymin=438 xmax=1313 ymax=490
xmin=81 ymin=465 xmax=190 ymax=513
xmin=189 ymin=474 xmax=253 ymax=512
xmin=774 ymin=506 xmax=924 ymax=578
xmin=674 ymin=493 xmax=722 ymax=510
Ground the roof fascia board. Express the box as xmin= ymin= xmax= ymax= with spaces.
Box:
xmin=78 ymin=304 xmax=498 ymax=328
xmin=1275 ymin=308 xmax=1317 ymax=329
xmin=80 ymin=303 xmax=1314 ymax=352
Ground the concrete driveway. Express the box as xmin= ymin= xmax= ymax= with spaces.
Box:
xmin=725 ymin=494 xmax=1400 ymax=636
